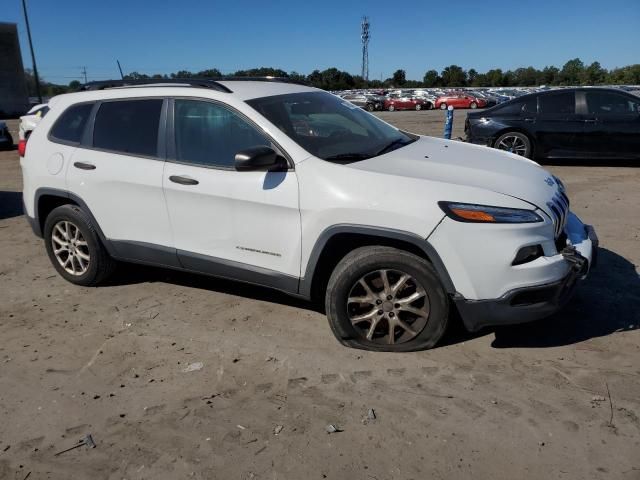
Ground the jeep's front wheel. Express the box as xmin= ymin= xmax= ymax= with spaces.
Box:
xmin=44 ymin=204 xmax=116 ymax=286
xmin=325 ymin=246 xmax=449 ymax=352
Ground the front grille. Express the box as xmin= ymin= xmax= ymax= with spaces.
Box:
xmin=546 ymin=190 xmax=570 ymax=239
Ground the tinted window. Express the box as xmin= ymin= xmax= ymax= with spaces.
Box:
xmin=49 ymin=103 xmax=93 ymax=143
xmin=539 ymin=91 xmax=575 ymax=114
xmin=93 ymin=99 xmax=163 ymax=156
xmin=586 ymin=91 xmax=640 ymax=115
xmin=495 ymin=97 xmax=537 ymax=115
xmin=174 ymin=100 xmax=270 ymax=168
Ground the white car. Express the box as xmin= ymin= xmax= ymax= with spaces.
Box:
xmin=19 ymin=103 xmax=49 ymax=140
xmin=20 ymin=79 xmax=597 ymax=352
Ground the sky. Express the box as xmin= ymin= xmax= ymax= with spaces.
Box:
xmin=4 ymin=0 xmax=639 ymax=85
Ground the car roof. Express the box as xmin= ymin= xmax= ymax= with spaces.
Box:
xmin=50 ymin=79 xmax=321 ymax=108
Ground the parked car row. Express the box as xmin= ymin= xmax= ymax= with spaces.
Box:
xmin=336 ymin=84 xmax=639 ymax=113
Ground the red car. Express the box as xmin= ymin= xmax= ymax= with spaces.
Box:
xmin=435 ymin=93 xmax=487 ymax=110
xmin=383 ymin=94 xmax=428 ymax=112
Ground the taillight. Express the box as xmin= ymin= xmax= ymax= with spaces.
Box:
xmin=18 ymin=139 xmax=27 ymax=157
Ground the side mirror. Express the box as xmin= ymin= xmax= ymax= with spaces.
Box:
xmin=235 ymin=146 xmax=284 ymax=171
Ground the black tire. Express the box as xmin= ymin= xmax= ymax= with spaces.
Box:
xmin=425 ymin=102 xmax=433 ymax=110
xmin=469 ymin=102 xmax=478 ymax=109
xmin=44 ymin=204 xmax=116 ymax=286
xmin=439 ymin=102 xmax=447 ymax=110
xmin=415 ymin=103 xmax=422 ymax=111
xmin=366 ymin=103 xmax=375 ymax=112
xmin=387 ymin=104 xmax=395 ymax=112
xmin=493 ymin=131 xmax=533 ymax=159
xmin=325 ymin=246 xmax=449 ymax=352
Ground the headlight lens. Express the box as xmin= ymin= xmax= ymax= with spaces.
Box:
xmin=438 ymin=201 xmax=543 ymax=223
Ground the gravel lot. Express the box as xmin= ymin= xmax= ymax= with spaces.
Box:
xmin=1 ymin=112 xmax=639 ymax=480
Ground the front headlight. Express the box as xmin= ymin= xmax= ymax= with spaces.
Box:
xmin=438 ymin=201 xmax=543 ymax=224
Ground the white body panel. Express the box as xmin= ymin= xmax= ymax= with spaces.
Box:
xmin=162 ymin=163 xmax=301 ymax=276
xmin=65 ymin=148 xmax=173 ymax=247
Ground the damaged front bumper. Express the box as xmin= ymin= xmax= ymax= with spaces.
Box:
xmin=455 ymin=215 xmax=598 ymax=332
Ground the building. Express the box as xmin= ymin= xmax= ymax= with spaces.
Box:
xmin=0 ymin=22 xmax=29 ymax=117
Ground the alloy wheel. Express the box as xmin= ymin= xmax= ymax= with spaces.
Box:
xmin=51 ymin=220 xmax=90 ymax=276
xmin=347 ymin=269 xmax=430 ymax=345
xmin=496 ymin=135 xmax=528 ymax=156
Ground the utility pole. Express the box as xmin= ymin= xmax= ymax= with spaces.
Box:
xmin=21 ymin=0 xmax=42 ymax=103
xmin=116 ymin=60 xmax=124 ymax=79
xmin=81 ymin=66 xmax=88 ymax=84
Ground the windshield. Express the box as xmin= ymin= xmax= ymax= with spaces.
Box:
xmin=247 ymin=91 xmax=415 ymax=161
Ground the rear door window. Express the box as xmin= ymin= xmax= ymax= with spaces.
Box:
xmin=539 ymin=91 xmax=575 ymax=115
xmin=93 ymin=99 xmax=163 ymax=157
xmin=585 ymin=91 xmax=640 ymax=115
xmin=49 ymin=103 xmax=94 ymax=144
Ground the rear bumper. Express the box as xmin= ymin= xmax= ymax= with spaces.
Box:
xmin=455 ymin=222 xmax=598 ymax=332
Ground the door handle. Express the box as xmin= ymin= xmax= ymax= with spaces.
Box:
xmin=73 ymin=162 xmax=96 ymax=170
xmin=583 ymin=118 xmax=598 ymax=123
xmin=169 ymin=175 xmax=199 ymax=186
xmin=523 ymin=118 xmax=535 ymax=123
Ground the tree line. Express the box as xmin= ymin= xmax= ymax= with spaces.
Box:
xmin=25 ymin=59 xmax=640 ymax=97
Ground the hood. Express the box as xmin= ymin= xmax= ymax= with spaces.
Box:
xmin=347 ymin=136 xmax=562 ymax=215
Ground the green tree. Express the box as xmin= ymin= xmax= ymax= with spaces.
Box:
xmin=467 ymin=68 xmax=478 ymax=85
xmin=233 ymin=67 xmax=289 ymax=78
xmin=581 ymin=62 xmax=607 ymax=85
xmin=68 ymin=80 xmax=81 ymax=90
xmin=559 ymin=58 xmax=585 ymax=85
xmin=197 ymin=68 xmax=223 ymax=78
xmin=539 ymin=66 xmax=560 ymax=85
xmin=513 ymin=67 xmax=538 ymax=86
xmin=440 ymin=65 xmax=467 ymax=86
xmin=423 ymin=69 xmax=440 ymax=87
xmin=307 ymin=68 xmax=355 ymax=90
xmin=391 ymin=69 xmax=406 ymax=86
xmin=170 ymin=70 xmax=194 ymax=79
xmin=485 ymin=69 xmax=504 ymax=87
xmin=288 ymin=71 xmax=307 ymax=83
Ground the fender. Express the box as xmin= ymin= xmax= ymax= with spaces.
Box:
xmin=32 ymin=187 xmax=117 ymax=257
xmin=298 ymin=224 xmax=457 ymax=298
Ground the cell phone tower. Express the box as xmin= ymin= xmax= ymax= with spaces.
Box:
xmin=361 ymin=16 xmax=370 ymax=82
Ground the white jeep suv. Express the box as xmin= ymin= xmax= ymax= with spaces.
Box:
xmin=20 ymin=78 xmax=597 ymax=352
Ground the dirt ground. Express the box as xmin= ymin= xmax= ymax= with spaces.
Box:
xmin=0 ymin=112 xmax=639 ymax=480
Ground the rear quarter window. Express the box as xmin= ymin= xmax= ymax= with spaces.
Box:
xmin=49 ymin=103 xmax=94 ymax=144
xmin=493 ymin=97 xmax=537 ymax=115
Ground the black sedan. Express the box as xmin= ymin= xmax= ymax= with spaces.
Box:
xmin=465 ymin=87 xmax=640 ymax=160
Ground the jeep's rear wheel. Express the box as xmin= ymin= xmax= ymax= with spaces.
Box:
xmin=325 ymin=246 xmax=449 ymax=352
xmin=44 ymin=204 xmax=116 ymax=286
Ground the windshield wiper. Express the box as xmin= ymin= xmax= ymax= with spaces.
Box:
xmin=374 ymin=138 xmax=414 ymax=157
xmin=324 ymin=153 xmax=372 ymax=161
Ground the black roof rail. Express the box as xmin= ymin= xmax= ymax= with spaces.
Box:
xmin=78 ymin=78 xmax=233 ymax=93
xmin=78 ymin=76 xmax=309 ymax=93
